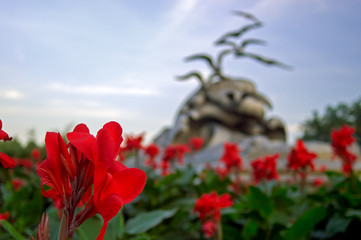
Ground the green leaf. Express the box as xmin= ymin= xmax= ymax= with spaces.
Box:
xmin=325 ymin=217 xmax=351 ymax=237
xmin=77 ymin=216 xmax=112 ymax=240
xmin=0 ymin=220 xmax=25 ymax=240
xmin=108 ymin=211 xmax=124 ymax=239
xmin=326 ymin=171 xmax=345 ymax=187
xmin=270 ymin=210 xmax=290 ymax=226
xmin=242 ymin=219 xmax=258 ymax=239
xmin=124 ymin=208 xmax=178 ymax=235
xmin=248 ymin=186 xmax=274 ymax=219
xmin=284 ymin=206 xmax=327 ymax=240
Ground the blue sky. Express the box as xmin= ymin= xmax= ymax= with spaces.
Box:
xmin=1 ymin=0 xmax=361 ymax=144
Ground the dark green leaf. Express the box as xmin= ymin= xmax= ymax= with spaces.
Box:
xmin=0 ymin=220 xmax=25 ymax=240
xmin=242 ymin=219 xmax=258 ymax=239
xmin=284 ymin=206 xmax=327 ymax=240
xmin=326 ymin=217 xmax=351 ymax=237
xmin=124 ymin=208 xmax=178 ymax=235
xmin=77 ymin=216 xmax=112 ymax=240
xmin=248 ymin=186 xmax=274 ymax=219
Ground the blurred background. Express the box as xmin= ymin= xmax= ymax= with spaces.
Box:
xmin=1 ymin=0 xmax=360 ymax=145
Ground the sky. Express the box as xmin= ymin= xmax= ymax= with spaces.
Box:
xmin=1 ymin=0 xmax=361 ymax=145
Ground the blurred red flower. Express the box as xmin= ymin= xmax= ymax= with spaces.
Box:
xmin=220 ymin=142 xmax=242 ymax=171
xmin=194 ymin=191 xmax=233 ymax=238
xmin=331 ymin=125 xmax=357 ymax=173
xmin=124 ymin=134 xmax=144 ymax=152
xmin=202 ymin=220 xmax=217 ymax=238
xmin=0 ymin=212 xmax=9 ymax=226
xmin=251 ymin=154 xmax=280 ymax=183
xmin=144 ymin=143 xmax=160 ymax=169
xmin=189 ymin=137 xmax=204 ymax=151
xmin=12 ymin=178 xmax=26 ymax=190
xmin=194 ymin=191 xmax=233 ymax=221
xmin=287 ymin=140 xmax=317 ymax=177
xmin=313 ymin=177 xmax=324 ymax=187
xmin=160 ymin=144 xmax=191 ymax=175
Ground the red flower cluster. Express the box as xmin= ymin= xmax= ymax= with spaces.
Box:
xmin=331 ymin=125 xmax=357 ymax=173
xmin=144 ymin=143 xmax=160 ymax=169
xmin=189 ymin=137 xmax=204 ymax=151
xmin=160 ymin=144 xmax=190 ymax=176
xmin=194 ymin=191 xmax=233 ymax=238
xmin=36 ymin=121 xmax=146 ymax=240
xmin=0 ymin=119 xmax=15 ymax=168
xmin=216 ymin=142 xmax=242 ymax=178
xmin=287 ymin=140 xmax=317 ymax=177
xmin=124 ymin=134 xmax=143 ymax=152
xmin=251 ymin=154 xmax=280 ymax=183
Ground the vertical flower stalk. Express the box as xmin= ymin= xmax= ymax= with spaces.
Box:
xmin=36 ymin=122 xmax=147 ymax=240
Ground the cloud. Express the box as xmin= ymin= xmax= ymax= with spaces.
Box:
xmin=48 ymin=82 xmax=159 ymax=96
xmin=0 ymin=89 xmax=23 ymax=99
xmin=1 ymin=104 xmax=137 ymax=120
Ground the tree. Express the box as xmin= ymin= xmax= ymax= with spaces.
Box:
xmin=301 ymin=97 xmax=361 ymax=145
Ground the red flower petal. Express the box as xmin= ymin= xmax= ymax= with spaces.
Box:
xmin=0 ymin=153 xmax=16 ymax=168
xmin=97 ymin=128 xmax=117 ymax=169
xmin=67 ymin=132 xmax=97 ymax=161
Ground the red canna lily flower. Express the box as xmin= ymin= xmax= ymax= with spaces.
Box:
xmin=194 ymin=191 xmax=233 ymax=238
xmin=144 ymin=143 xmax=160 ymax=169
xmin=66 ymin=121 xmax=146 ymax=239
xmin=0 ymin=152 xmax=16 ymax=168
xmin=37 ymin=121 xmax=146 ymax=240
xmin=287 ymin=140 xmax=317 ymax=177
xmin=219 ymin=142 xmax=243 ymax=172
xmin=331 ymin=125 xmax=357 ymax=174
xmin=124 ymin=134 xmax=143 ymax=152
xmin=92 ymin=162 xmax=146 ymax=239
xmin=0 ymin=119 xmax=12 ymax=142
xmin=189 ymin=137 xmax=204 ymax=151
xmin=251 ymin=154 xmax=280 ymax=183
xmin=194 ymin=191 xmax=233 ymax=222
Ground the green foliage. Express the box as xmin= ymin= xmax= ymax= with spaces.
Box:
xmin=284 ymin=206 xmax=327 ymax=240
xmin=301 ymin=97 xmax=361 ymax=145
xmin=125 ymin=208 xmax=178 ymax=235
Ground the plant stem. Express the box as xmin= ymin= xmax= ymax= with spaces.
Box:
xmin=216 ymin=220 xmax=223 ymax=240
xmin=58 ymin=210 xmax=68 ymax=240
